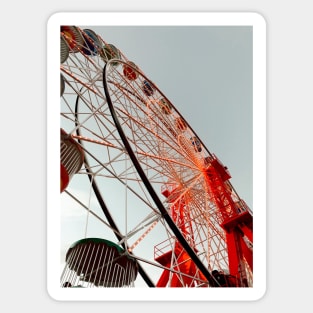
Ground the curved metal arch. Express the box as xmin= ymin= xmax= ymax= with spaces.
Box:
xmin=102 ymin=59 xmax=218 ymax=287
xmin=74 ymin=88 xmax=155 ymax=287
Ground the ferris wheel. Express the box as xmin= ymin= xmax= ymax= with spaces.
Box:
xmin=60 ymin=26 xmax=253 ymax=288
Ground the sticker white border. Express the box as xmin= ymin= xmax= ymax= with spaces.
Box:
xmin=47 ymin=12 xmax=266 ymax=301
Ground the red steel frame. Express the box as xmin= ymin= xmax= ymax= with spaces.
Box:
xmin=155 ymin=154 xmax=252 ymax=287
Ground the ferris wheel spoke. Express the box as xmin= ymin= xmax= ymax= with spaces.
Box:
xmin=114 ymin=105 xmax=199 ymax=166
xmin=64 ymin=189 xmax=123 ymax=238
xmin=79 ymin=146 xmax=162 ymax=217
xmin=61 ymin=67 xmax=103 ymax=97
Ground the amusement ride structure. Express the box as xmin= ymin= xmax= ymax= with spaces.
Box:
xmin=60 ymin=26 xmax=253 ymax=288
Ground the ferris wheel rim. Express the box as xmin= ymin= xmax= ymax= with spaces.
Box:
xmin=73 ymin=88 xmax=156 ymax=287
xmin=107 ymin=59 xmax=215 ymax=156
xmin=102 ymin=59 xmax=218 ymax=287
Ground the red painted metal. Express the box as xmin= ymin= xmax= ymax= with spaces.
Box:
xmin=157 ymin=153 xmax=252 ymax=287
xmin=203 ymin=155 xmax=253 ymax=285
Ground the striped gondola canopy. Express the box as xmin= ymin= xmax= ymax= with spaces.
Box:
xmin=61 ymin=26 xmax=84 ymax=53
xmin=60 ymin=129 xmax=84 ymax=193
xmin=61 ymin=238 xmax=138 ymax=287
